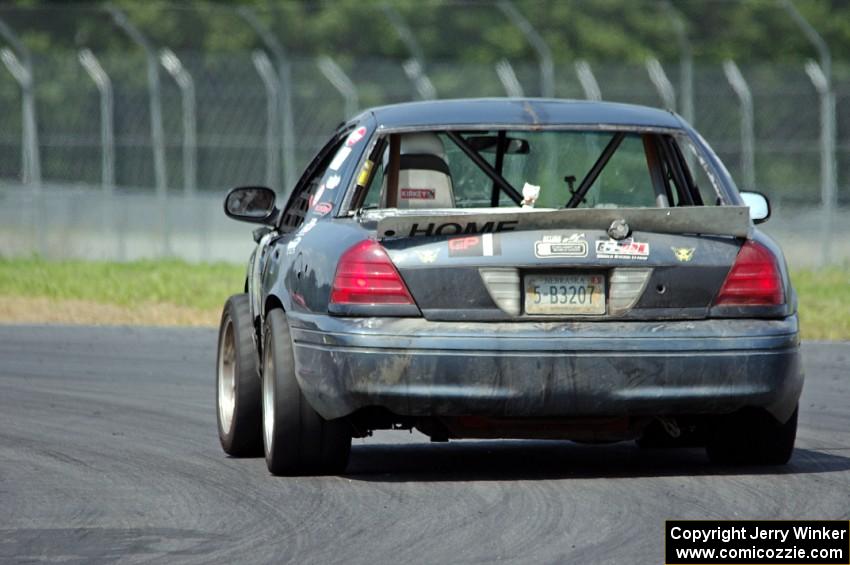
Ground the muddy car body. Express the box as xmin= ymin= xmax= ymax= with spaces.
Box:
xmin=216 ymin=99 xmax=802 ymax=475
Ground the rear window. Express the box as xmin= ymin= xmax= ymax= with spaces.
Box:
xmin=353 ymin=128 xmax=724 ymax=211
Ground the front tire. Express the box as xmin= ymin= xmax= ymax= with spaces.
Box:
xmin=216 ymin=294 xmax=263 ymax=456
xmin=262 ymin=308 xmax=351 ymax=476
xmin=706 ymin=405 xmax=798 ymax=465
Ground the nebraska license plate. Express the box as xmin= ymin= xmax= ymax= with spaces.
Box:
xmin=524 ymin=273 xmax=606 ymax=315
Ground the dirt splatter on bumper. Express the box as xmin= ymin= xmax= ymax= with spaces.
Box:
xmin=288 ymin=315 xmax=802 ymax=422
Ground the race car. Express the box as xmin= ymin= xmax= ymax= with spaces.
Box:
xmin=216 ymin=98 xmax=802 ymax=476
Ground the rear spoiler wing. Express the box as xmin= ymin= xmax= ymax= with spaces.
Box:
xmin=367 ymin=206 xmax=752 ymax=240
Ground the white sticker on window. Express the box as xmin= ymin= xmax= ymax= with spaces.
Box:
xmin=329 ymin=147 xmax=352 ymax=171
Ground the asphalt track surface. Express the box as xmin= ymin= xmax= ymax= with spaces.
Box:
xmin=0 ymin=325 xmax=848 ymax=565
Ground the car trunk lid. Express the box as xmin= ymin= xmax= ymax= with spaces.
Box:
xmin=361 ymin=207 xmax=751 ymax=322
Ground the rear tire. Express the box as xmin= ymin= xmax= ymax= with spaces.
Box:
xmin=706 ymin=405 xmax=798 ymax=465
xmin=216 ymin=294 xmax=263 ymax=457
xmin=262 ymin=308 xmax=351 ymax=476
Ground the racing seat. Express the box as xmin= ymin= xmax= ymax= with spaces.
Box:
xmin=382 ymin=132 xmax=455 ymax=209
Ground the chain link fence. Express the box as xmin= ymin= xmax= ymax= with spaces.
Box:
xmin=0 ymin=8 xmax=847 ymax=266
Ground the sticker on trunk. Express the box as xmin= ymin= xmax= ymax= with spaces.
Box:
xmin=595 ymin=238 xmax=650 ymax=260
xmin=416 ymin=249 xmax=439 ymax=263
xmin=448 ymin=234 xmax=501 ymax=257
xmin=672 ymin=247 xmax=695 ymax=262
xmin=406 ymin=220 xmax=518 ymax=237
xmin=534 ymin=233 xmax=587 ymax=259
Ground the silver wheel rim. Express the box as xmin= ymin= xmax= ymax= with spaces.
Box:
xmin=217 ymin=319 xmax=236 ymax=435
xmin=262 ymin=344 xmax=275 ymax=453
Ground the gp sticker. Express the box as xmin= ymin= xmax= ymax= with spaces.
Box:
xmin=329 ymin=147 xmax=352 ymax=171
xmin=534 ymin=233 xmax=587 ymax=259
xmin=345 ymin=126 xmax=367 ymax=147
xmin=448 ymin=233 xmax=501 ymax=257
xmin=596 ymin=238 xmax=650 ymax=260
xmin=400 ymin=188 xmax=435 ymax=200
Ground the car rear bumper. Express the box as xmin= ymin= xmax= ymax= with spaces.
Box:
xmin=287 ymin=314 xmax=803 ymax=422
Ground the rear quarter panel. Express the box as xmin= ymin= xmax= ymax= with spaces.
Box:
xmin=262 ymin=219 xmax=372 ymax=321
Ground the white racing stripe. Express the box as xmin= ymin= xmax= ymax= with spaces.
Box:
xmin=483 ymin=233 xmax=494 ymax=256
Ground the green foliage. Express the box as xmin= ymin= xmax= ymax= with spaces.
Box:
xmin=0 ymin=0 xmax=847 ymax=64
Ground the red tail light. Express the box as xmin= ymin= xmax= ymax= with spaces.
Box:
xmin=714 ymin=241 xmax=783 ymax=306
xmin=330 ymin=240 xmax=415 ymax=305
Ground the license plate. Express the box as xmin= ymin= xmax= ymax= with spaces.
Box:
xmin=524 ymin=274 xmax=606 ymax=315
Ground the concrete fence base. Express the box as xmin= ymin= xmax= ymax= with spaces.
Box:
xmin=0 ymin=184 xmax=847 ymax=268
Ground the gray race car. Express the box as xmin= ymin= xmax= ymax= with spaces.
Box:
xmin=216 ymin=99 xmax=802 ymax=476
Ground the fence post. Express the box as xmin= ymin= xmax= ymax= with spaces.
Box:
xmin=574 ymin=60 xmax=601 ymax=101
xmin=722 ymin=60 xmax=756 ymax=192
xmin=804 ymin=60 xmax=837 ymax=266
xmin=79 ymin=49 xmax=115 ymax=193
xmin=0 ymin=19 xmax=40 ymax=188
xmin=160 ymin=49 xmax=196 ymax=198
xmin=660 ymin=0 xmax=694 ymax=125
xmin=382 ymin=4 xmax=436 ymax=100
xmin=401 ymin=59 xmax=437 ymax=101
xmin=646 ymin=58 xmax=676 ymax=111
xmin=0 ymin=18 xmax=45 ymax=257
xmin=781 ymin=0 xmax=837 ymax=266
xmin=496 ymin=0 xmax=554 ymax=98
xmin=252 ymin=51 xmax=281 ymax=190
xmin=237 ymin=7 xmax=297 ymax=192
xmin=79 ymin=48 xmax=123 ymax=260
xmin=495 ymin=59 xmax=524 ymax=97
xmin=107 ymin=7 xmax=170 ymax=257
xmin=317 ymin=55 xmax=359 ymax=120
xmin=160 ymin=48 xmax=205 ymax=261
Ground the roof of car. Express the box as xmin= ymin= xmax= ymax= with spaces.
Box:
xmin=362 ymin=98 xmax=683 ymax=130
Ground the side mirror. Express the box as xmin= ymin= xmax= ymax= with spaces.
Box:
xmin=224 ymin=186 xmax=278 ymax=224
xmin=740 ymin=191 xmax=770 ymax=224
